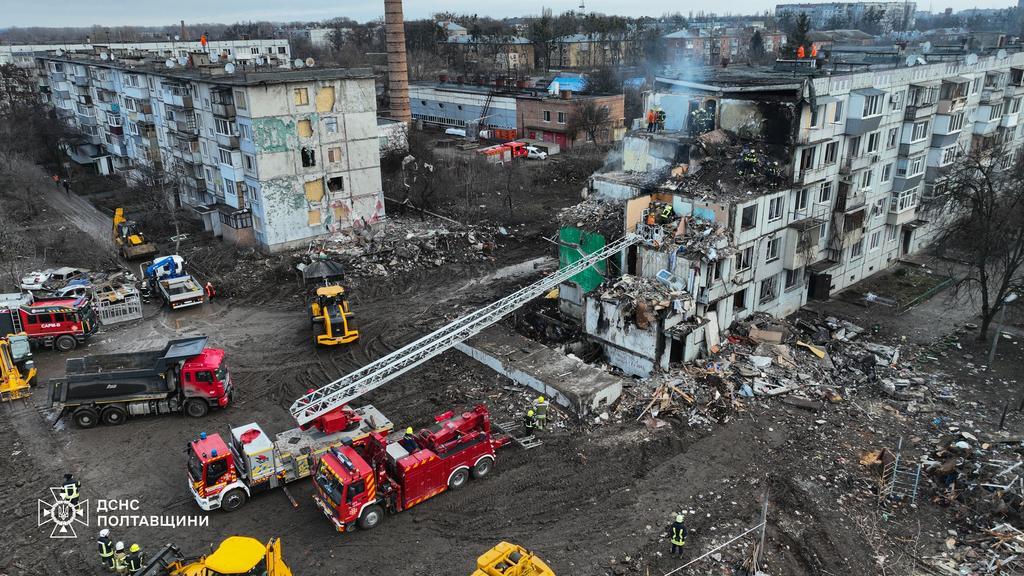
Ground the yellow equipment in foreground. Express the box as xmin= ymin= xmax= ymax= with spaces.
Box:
xmin=0 ymin=334 xmax=35 ymax=401
xmin=310 ymin=285 xmax=359 ymax=346
xmin=113 ymin=207 xmax=158 ymax=260
xmin=472 ymin=542 xmax=554 ymax=576
xmin=134 ymin=536 xmax=291 ymax=576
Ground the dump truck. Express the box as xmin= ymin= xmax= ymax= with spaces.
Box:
xmin=473 ymin=542 xmax=554 ymax=576
xmin=188 ymin=404 xmax=392 ymax=512
xmin=311 ymin=404 xmax=510 ymax=533
xmin=310 ymin=285 xmax=359 ymax=346
xmin=133 ymin=536 xmax=291 ymax=576
xmin=141 ymin=256 xmax=204 ymax=310
xmin=114 ymin=208 xmax=158 ymax=260
xmin=50 ymin=336 xmax=231 ymax=428
xmin=0 ymin=334 xmax=36 ymax=401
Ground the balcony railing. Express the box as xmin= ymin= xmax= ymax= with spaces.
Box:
xmin=212 ymin=102 xmax=236 ymax=118
xmin=215 ymin=132 xmax=239 ymax=149
xmin=841 ymin=152 xmax=877 ymax=174
xmin=904 ymin=102 xmax=936 ymax=121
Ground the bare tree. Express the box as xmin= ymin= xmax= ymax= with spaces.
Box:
xmin=928 ymin=141 xmax=1024 ymax=340
xmin=566 ymin=99 xmax=612 ymax=146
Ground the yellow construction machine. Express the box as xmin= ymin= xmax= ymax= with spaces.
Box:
xmin=134 ymin=536 xmax=291 ymax=576
xmin=472 ymin=542 xmax=554 ymax=576
xmin=113 ymin=208 xmax=158 ymax=260
xmin=310 ymin=285 xmax=359 ymax=346
xmin=0 ymin=333 xmax=35 ymax=401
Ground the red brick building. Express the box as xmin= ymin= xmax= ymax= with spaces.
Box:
xmin=516 ymin=92 xmax=625 ymax=149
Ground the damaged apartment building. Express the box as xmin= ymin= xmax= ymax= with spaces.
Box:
xmin=36 ymin=50 xmax=384 ymax=252
xmin=564 ymin=51 xmax=1024 ymax=377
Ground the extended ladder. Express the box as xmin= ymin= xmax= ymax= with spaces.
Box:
xmin=290 ymin=234 xmax=642 ymax=426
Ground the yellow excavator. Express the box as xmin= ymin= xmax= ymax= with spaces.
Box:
xmin=113 ymin=207 xmax=158 ymax=260
xmin=310 ymin=285 xmax=359 ymax=346
xmin=0 ymin=334 xmax=35 ymax=402
xmin=472 ymin=542 xmax=554 ymax=576
xmin=134 ymin=536 xmax=291 ymax=576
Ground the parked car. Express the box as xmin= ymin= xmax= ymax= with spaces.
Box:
xmin=20 ymin=270 xmax=53 ymax=291
xmin=525 ymin=146 xmax=548 ymax=160
xmin=21 ymin=267 xmax=89 ymax=292
xmin=46 ymin=267 xmax=88 ymax=287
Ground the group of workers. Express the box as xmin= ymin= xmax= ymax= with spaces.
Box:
xmin=521 ymin=395 xmax=549 ymax=434
xmin=645 ymin=108 xmax=667 ymax=133
xmin=97 ymin=529 xmax=144 ymax=574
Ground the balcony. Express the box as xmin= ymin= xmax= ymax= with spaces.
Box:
xmin=77 ymin=114 xmax=98 ymax=127
xmin=898 ymin=137 xmax=929 ymax=158
xmin=840 ymin=152 xmax=877 ymax=175
xmin=49 ymin=71 xmax=66 ymax=82
xmin=980 ymin=87 xmax=1004 ymax=104
xmin=164 ymin=92 xmax=193 ymax=109
xmin=215 ymin=132 xmax=240 ymax=149
xmin=795 ymin=162 xmax=835 ymax=185
xmin=844 ymin=115 xmax=882 ymax=136
xmin=72 ymin=74 xmax=89 ymax=87
xmin=105 ymin=142 xmax=129 ymax=157
xmin=783 ymin=209 xmax=828 ymax=270
xmin=797 ymin=120 xmax=843 ymax=145
xmin=211 ymin=101 xmax=236 ymax=118
xmin=937 ymin=96 xmax=967 ymax=114
xmin=974 ymin=117 xmax=1000 ymax=136
xmin=54 ymin=89 xmax=71 ymax=101
xmin=834 ymin=182 xmax=866 ymax=213
xmin=887 ymin=199 xmax=917 ymax=226
xmin=169 ymin=119 xmax=199 ymax=138
xmin=904 ymin=102 xmax=936 ymax=121
xmin=1001 ymin=113 xmax=1019 ymax=129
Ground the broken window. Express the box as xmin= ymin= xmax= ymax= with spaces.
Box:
xmin=324 ymin=116 xmax=338 ymax=133
xmin=911 ymin=120 xmax=929 ymax=141
xmin=832 ymin=100 xmax=844 ymax=122
xmin=823 ymin=141 xmax=838 ymax=164
xmin=304 ymin=179 xmax=324 ymax=202
xmin=862 ymin=94 xmax=882 ymax=117
xmin=768 ymin=196 xmax=783 ymax=221
xmin=740 ymin=205 xmax=757 ymax=230
xmin=799 ymin=147 xmax=815 ymax=170
xmin=315 ymin=86 xmax=335 ymax=112
xmin=818 ymin=181 xmax=832 ymax=203
xmin=848 ymin=136 xmax=861 ymax=157
xmin=301 ymin=147 xmax=316 ymax=167
xmin=327 ymin=176 xmax=344 ymax=192
xmin=949 ymin=112 xmax=965 ymax=131
xmin=294 ymin=88 xmax=309 ymax=106
xmin=866 ymin=131 xmax=879 ymax=153
xmin=243 ymin=154 xmax=256 ymax=173
xmin=794 ymin=188 xmax=809 ymax=212
xmin=859 ymin=168 xmax=873 ymax=190
xmin=307 ymin=210 xmax=321 ymax=226
xmin=881 ymin=163 xmax=893 ymax=183
xmin=869 ymin=230 xmax=881 ymax=251
xmin=328 ymin=147 xmax=342 ymax=163
xmin=733 ymin=288 xmax=748 ymax=311
xmin=218 ymin=148 xmax=232 ymax=165
xmin=298 ymin=119 xmax=313 ymax=138
xmin=736 ymin=246 xmax=754 ymax=272
xmin=234 ymin=90 xmax=247 ymax=110
xmin=543 ymin=110 xmax=551 ymax=122
xmin=849 ymin=239 xmax=864 ymax=259
xmin=785 ymin=268 xmax=802 ymax=289
xmin=765 ymin=237 xmax=780 ymax=263
xmin=758 ymin=276 xmax=778 ymax=303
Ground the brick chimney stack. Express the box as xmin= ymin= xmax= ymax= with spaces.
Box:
xmin=384 ymin=0 xmax=411 ymax=124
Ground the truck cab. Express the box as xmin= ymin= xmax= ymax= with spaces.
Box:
xmin=1 ymin=296 xmax=98 ymax=351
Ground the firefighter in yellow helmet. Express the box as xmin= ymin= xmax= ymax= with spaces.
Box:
xmin=532 ymin=395 xmax=550 ymax=429
xmin=126 ymin=543 xmax=143 ymax=573
xmin=399 ymin=426 xmax=418 ymax=452
xmin=522 ymin=409 xmax=538 ymax=434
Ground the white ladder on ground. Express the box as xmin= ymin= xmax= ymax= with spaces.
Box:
xmin=879 ymin=437 xmax=922 ymax=505
xmin=290 ymin=233 xmax=643 ymax=426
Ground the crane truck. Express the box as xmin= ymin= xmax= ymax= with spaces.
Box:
xmin=50 ymin=336 xmax=231 ymax=428
xmin=187 ymin=234 xmax=642 ymax=516
xmin=134 ymin=536 xmax=291 ymax=576
xmin=141 ymin=256 xmax=205 ymax=310
xmin=113 ymin=208 xmax=158 ymax=260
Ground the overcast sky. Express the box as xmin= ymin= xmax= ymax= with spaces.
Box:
xmin=4 ymin=0 xmax=1017 ymax=28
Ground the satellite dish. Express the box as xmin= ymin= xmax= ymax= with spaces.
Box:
xmin=905 ymin=55 xmax=916 ymax=67
xmin=966 ymin=53 xmax=978 ymax=65
xmin=174 ymin=35 xmax=181 ymax=41
xmin=165 ymin=59 xmax=176 ymax=68
xmin=305 ymin=57 xmax=315 ymax=67
xmin=256 ymin=57 xmax=265 ymax=65
xmin=293 ymin=58 xmax=305 ymax=68
xmin=100 ymin=52 xmax=109 ymax=60
xmin=177 ymin=56 xmax=188 ymax=65
xmin=225 ymin=62 xmax=236 ymax=74
xmin=998 ymin=49 xmax=1008 ymax=59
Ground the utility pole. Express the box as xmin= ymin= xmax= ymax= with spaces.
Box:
xmin=988 ymin=293 xmax=1019 ymax=368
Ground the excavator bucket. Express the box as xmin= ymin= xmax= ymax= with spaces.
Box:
xmin=131 ymin=543 xmax=187 ymax=576
xmin=0 ymin=338 xmax=33 ymax=402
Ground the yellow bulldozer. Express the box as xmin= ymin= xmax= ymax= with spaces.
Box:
xmin=310 ymin=285 xmax=359 ymax=346
xmin=134 ymin=536 xmax=291 ymax=576
xmin=0 ymin=333 xmax=35 ymax=401
xmin=472 ymin=542 xmax=554 ymax=576
xmin=113 ymin=207 xmax=158 ymax=260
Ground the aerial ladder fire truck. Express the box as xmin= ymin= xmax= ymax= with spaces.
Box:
xmin=187 ymin=234 xmax=642 ymax=517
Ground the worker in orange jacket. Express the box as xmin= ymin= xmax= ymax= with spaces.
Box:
xmin=646 ymin=109 xmax=656 ymax=132
xmin=204 ymin=281 xmax=216 ymax=300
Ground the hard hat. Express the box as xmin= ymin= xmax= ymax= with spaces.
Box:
xmin=129 ymin=543 xmax=140 ymax=553
xmin=527 ymin=410 xmax=535 ymax=416
xmin=537 ymin=396 xmax=545 ymax=403
xmin=676 ymin=514 xmax=684 ymax=523
xmin=115 ymin=541 xmax=125 ymax=551
xmin=405 ymin=427 xmax=414 ymax=435
xmin=99 ymin=529 xmax=110 ymax=538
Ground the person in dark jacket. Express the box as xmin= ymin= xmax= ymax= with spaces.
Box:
xmin=668 ymin=514 xmax=687 ymax=555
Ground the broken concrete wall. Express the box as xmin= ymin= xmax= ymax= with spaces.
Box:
xmin=718 ymin=99 xmax=796 ymax=147
xmin=590 ymin=173 xmax=644 ymax=200
xmin=622 ymin=134 xmax=684 ymax=173
xmin=583 ymin=296 xmax=662 ymax=377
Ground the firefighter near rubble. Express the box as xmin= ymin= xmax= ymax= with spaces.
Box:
xmin=97 ymin=529 xmax=114 ymax=570
xmin=669 ymin=514 xmax=687 ymax=555
xmin=126 ymin=543 xmax=143 ymax=573
xmin=62 ymin=473 xmax=80 ymax=507
xmin=532 ymin=396 xmax=549 ymax=430
xmin=522 ymin=410 xmax=538 ymax=435
xmin=113 ymin=541 xmax=127 ymax=574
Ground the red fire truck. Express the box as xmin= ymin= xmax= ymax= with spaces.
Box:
xmin=0 ymin=295 xmax=98 ymax=351
xmin=311 ymin=404 xmax=510 ymax=533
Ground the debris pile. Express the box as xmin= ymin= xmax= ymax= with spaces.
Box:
xmin=597 ymin=275 xmax=691 ymax=330
xmin=659 ymin=130 xmax=789 ymax=197
xmin=557 ymin=197 xmax=625 ymax=238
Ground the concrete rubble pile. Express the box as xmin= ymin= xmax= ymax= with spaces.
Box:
xmin=659 ymin=129 xmax=788 ymax=197
xmin=556 ymin=197 xmax=625 ymax=238
xmin=316 ymin=217 xmax=500 ymax=278
xmin=598 ymin=274 xmax=690 ymax=330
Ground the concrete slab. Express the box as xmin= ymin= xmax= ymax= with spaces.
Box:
xmin=455 ymin=325 xmax=623 ymax=417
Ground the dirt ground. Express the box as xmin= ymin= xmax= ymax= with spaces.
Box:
xmin=3 ymin=173 xmax=1024 ymax=576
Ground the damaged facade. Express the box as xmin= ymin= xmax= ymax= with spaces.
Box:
xmin=563 ymin=51 xmax=1024 ymax=376
xmin=37 ymin=53 xmax=384 ymax=252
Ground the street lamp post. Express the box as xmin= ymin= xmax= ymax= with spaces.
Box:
xmin=988 ymin=292 xmax=1019 ymax=368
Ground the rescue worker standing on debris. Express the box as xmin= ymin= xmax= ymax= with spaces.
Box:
xmin=113 ymin=541 xmax=128 ymax=575
xmin=668 ymin=514 xmax=687 ymax=555
xmin=62 ymin=473 xmax=80 ymax=507
xmin=97 ymin=529 xmax=114 ymax=570
xmin=532 ymin=396 xmax=549 ymax=430
xmin=646 ymin=109 xmax=656 ymax=132
xmin=522 ymin=409 xmax=538 ymax=435
xmin=126 ymin=543 xmax=143 ymax=573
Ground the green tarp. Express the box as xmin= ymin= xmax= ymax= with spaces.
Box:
xmin=558 ymin=227 xmax=607 ymax=292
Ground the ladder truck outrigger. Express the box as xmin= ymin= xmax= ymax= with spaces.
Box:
xmin=187 ymin=234 xmax=642 ymax=522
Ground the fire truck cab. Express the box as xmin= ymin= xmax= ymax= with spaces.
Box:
xmin=0 ymin=296 xmax=97 ymax=351
xmin=313 ymin=404 xmax=509 ymax=532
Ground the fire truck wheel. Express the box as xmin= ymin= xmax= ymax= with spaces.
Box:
xmin=101 ymin=405 xmax=127 ymax=426
xmin=185 ymin=399 xmax=209 ymax=418
xmin=72 ymin=406 xmax=99 ymax=428
xmin=471 ymin=457 xmax=493 ymax=479
xmin=358 ymin=504 xmax=383 ymax=530
xmin=448 ymin=467 xmax=470 ymax=489
xmin=55 ymin=335 xmax=77 ymax=352
xmin=221 ymin=489 xmax=247 ymax=512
